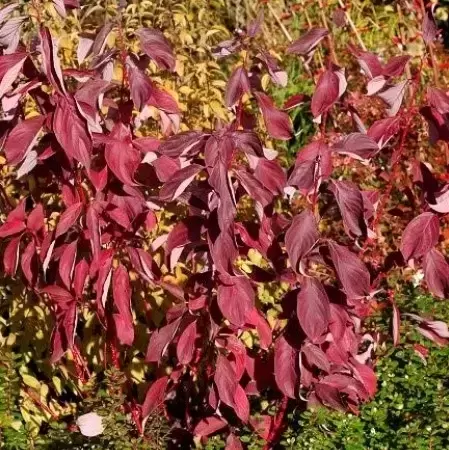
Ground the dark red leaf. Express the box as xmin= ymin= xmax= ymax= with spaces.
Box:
xmin=329 ymin=180 xmax=366 ymax=238
xmin=53 ymin=95 xmax=92 ymax=168
xmin=4 ymin=115 xmax=45 ymax=165
xmin=254 ymin=159 xmax=286 ymax=194
xmin=226 ymin=433 xmax=243 ymax=450
xmin=217 ymin=275 xmax=255 ymax=327
xmin=274 ymin=336 xmax=297 ymax=398
xmin=311 ymin=69 xmax=339 ymax=117
xmin=127 ymin=63 xmax=152 ymax=111
xmin=328 ymin=240 xmax=370 ymax=298
xmin=41 ymin=285 xmax=74 ymax=303
xmin=297 ymin=278 xmax=330 ymax=343
xmin=254 ymin=91 xmax=293 ymax=140
xmin=146 ymin=317 xmax=182 ymax=362
xmin=287 ymin=28 xmax=328 ymax=55
xmin=332 ymin=133 xmax=379 ymax=161
xmin=288 ymin=140 xmax=332 ymax=195
xmin=0 ymin=52 xmax=27 ymax=98
xmin=3 ymin=236 xmax=21 ymax=276
xmin=423 ymin=5 xmax=438 ymax=45
xmin=136 ymin=28 xmax=175 ymax=71
xmin=285 ymin=209 xmax=319 ymax=273
xmin=302 ymin=343 xmax=330 ymax=373
xmin=112 ymin=264 xmax=134 ymax=346
xmin=159 ymin=164 xmax=203 ymax=201
xmin=225 ymin=66 xmax=251 ymax=107
xmin=233 ymin=384 xmax=250 ymax=422
xmin=382 ymin=55 xmax=411 ymax=78
xmin=214 ymin=355 xmax=238 ymax=407
xmin=176 ymin=319 xmax=197 ymax=365
xmin=27 ymin=204 xmax=45 ymax=233
xmin=428 ymin=86 xmax=449 ymax=115
xmin=59 ymin=240 xmax=77 ymax=290
xmin=0 ymin=220 xmax=25 ymax=238
xmin=50 ymin=301 xmax=77 ymax=363
xmin=20 ymin=240 xmax=37 ymax=285
xmin=39 ymin=28 xmax=66 ymax=93
xmin=55 ymin=202 xmax=83 ymax=239
xmin=158 ymin=131 xmax=208 ymax=158
xmin=73 ymin=259 xmax=89 ymax=298
xmin=141 ymin=376 xmax=168 ymax=419
xmin=423 ymin=249 xmax=449 ymax=299
xmin=235 ymin=169 xmax=273 ymax=206
xmin=400 ymin=212 xmax=439 ymax=262
xmin=105 ymin=123 xmax=141 ymax=186
xmin=193 ymin=416 xmax=227 ymax=437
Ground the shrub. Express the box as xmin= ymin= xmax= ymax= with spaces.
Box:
xmin=1 ymin=0 xmax=449 ymax=448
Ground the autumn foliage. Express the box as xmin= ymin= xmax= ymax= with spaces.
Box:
xmin=1 ymin=1 xmax=449 ymax=448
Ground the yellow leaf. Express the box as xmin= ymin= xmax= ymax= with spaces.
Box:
xmin=22 ymin=373 xmax=41 ymax=391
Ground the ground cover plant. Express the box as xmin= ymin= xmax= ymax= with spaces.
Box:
xmin=1 ymin=0 xmax=449 ymax=448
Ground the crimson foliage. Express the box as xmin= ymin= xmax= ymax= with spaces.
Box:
xmin=0 ymin=2 xmax=448 ymax=448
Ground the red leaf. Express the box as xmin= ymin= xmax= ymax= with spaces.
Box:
xmin=382 ymin=55 xmax=411 ymax=78
xmin=39 ymin=28 xmax=66 ymax=94
xmin=288 ymin=140 xmax=332 ymax=195
xmin=400 ymin=212 xmax=439 ymax=262
xmin=157 ymin=131 xmax=208 ymax=158
xmin=136 ymin=28 xmax=175 ymax=71
xmin=233 ymin=385 xmax=250 ymax=422
xmin=0 ymin=52 xmax=27 ymax=98
xmin=41 ymin=285 xmax=74 ymax=303
xmin=428 ymin=87 xmax=449 ymax=115
xmin=112 ymin=264 xmax=134 ymax=346
xmin=332 ymin=133 xmax=379 ymax=161
xmin=302 ymin=343 xmax=330 ymax=373
xmin=146 ymin=317 xmax=182 ymax=362
xmin=27 ymin=204 xmax=45 ymax=233
xmin=235 ymin=169 xmax=273 ymax=207
xmin=94 ymin=250 xmax=113 ymax=318
xmin=225 ymin=433 xmax=243 ymax=450
xmin=274 ymin=336 xmax=297 ymax=398
xmin=311 ymin=69 xmax=339 ymax=117
xmin=328 ymin=241 xmax=370 ymax=298
xmin=297 ymin=278 xmax=330 ymax=343
xmin=254 ymin=92 xmax=293 ymax=140
xmin=86 ymin=205 xmax=101 ymax=259
xmin=193 ymin=416 xmax=227 ymax=437
xmin=73 ymin=259 xmax=89 ymax=298
xmin=285 ymin=210 xmax=319 ymax=272
xmin=141 ymin=376 xmax=168 ymax=419
xmin=423 ymin=5 xmax=438 ymax=45
xmin=53 ymin=95 xmax=92 ymax=168
xmin=55 ymin=202 xmax=83 ymax=239
xmin=350 ymin=359 xmax=377 ymax=398
xmin=225 ymin=66 xmax=251 ymax=107
xmin=127 ymin=63 xmax=152 ymax=111
xmin=217 ymin=276 xmax=255 ymax=327
xmin=423 ymin=249 xmax=449 ymax=299
xmin=377 ymin=80 xmax=408 ymax=116
xmin=329 ymin=180 xmax=366 ymax=238
xmin=254 ymin=159 xmax=286 ymax=194
xmin=159 ymin=164 xmax=203 ymax=201
xmin=50 ymin=302 xmax=77 ymax=363
xmin=214 ymin=355 xmax=238 ymax=407
xmin=287 ymin=28 xmax=328 ymax=55
xmin=176 ymin=319 xmax=197 ymax=365
xmin=59 ymin=240 xmax=77 ymax=290
xmin=0 ymin=220 xmax=25 ymax=238
xmin=105 ymin=123 xmax=141 ymax=186
xmin=3 ymin=236 xmax=21 ymax=276
xmin=21 ymin=240 xmax=37 ymax=285
xmin=4 ymin=115 xmax=45 ymax=165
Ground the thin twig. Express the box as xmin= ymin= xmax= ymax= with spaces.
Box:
xmin=267 ymin=2 xmax=292 ymax=42
xmin=317 ymin=0 xmax=339 ymax=65
xmin=338 ymin=0 xmax=366 ymax=51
